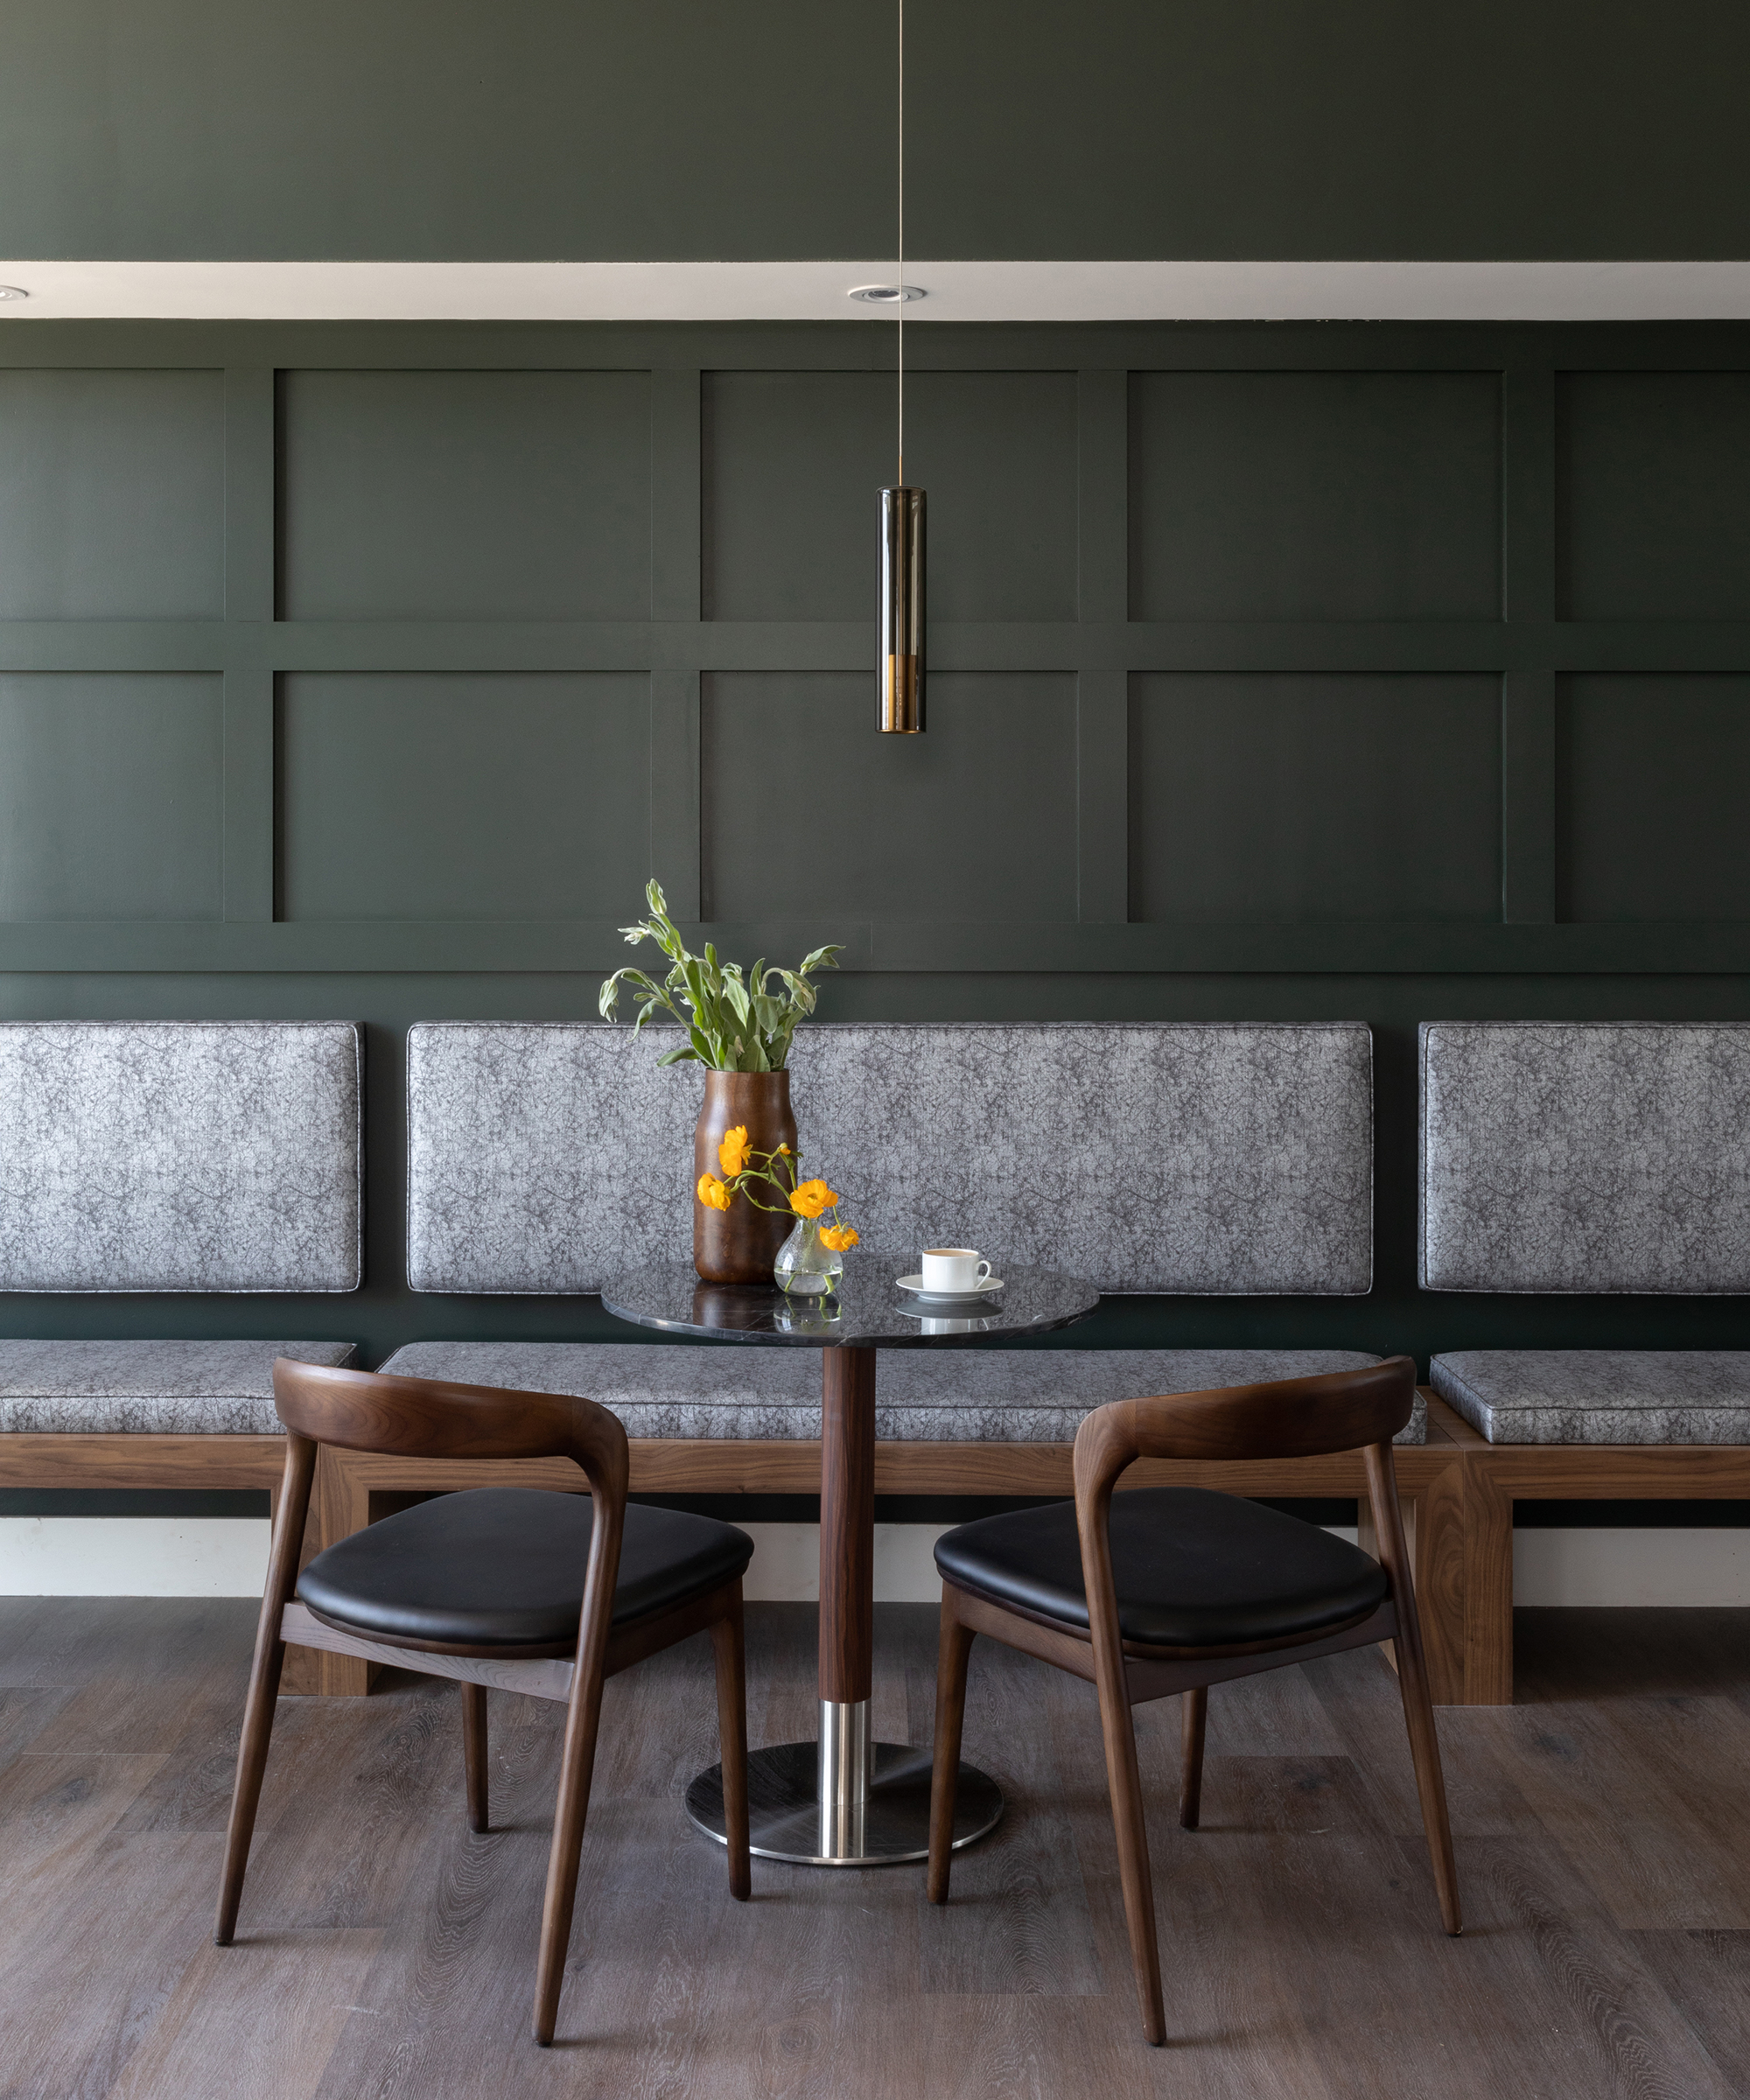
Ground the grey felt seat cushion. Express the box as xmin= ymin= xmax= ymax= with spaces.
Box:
xmin=1432 ymin=1351 xmax=1750 ymax=1446
xmin=0 ymin=1340 xmax=358 ymax=1434
xmin=378 ymin=1342 xmax=1421 ymax=1444
xmin=0 ymin=1021 xmax=363 ymax=1294
xmin=1419 ymin=1021 xmax=1750 ymax=1294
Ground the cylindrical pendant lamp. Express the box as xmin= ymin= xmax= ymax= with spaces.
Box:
xmin=878 ymin=486 xmax=925 ymax=733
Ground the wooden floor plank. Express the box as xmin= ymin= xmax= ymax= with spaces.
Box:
xmin=1627 ymin=1930 xmax=1750 ymax=2095
xmin=0 ymin=1830 xmax=220 ymax=2100
xmin=1486 ymin=1694 xmax=1750 ymax=1930
xmin=1 ymin=1601 xmax=1746 ymax=2100
xmin=0 ymin=1682 xmax=79 ymax=1760
xmin=0 ymin=1750 xmax=168 ymax=1976
xmin=108 ymin=1928 xmax=383 ymax=2100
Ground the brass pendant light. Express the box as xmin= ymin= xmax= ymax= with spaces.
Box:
xmin=877 ymin=0 xmax=924 ymax=732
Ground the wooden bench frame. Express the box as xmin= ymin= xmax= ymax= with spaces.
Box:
xmin=20 ymin=1398 xmax=1742 ymax=1708
xmin=300 ymin=1396 xmax=1472 ymax=1702
xmin=0 ymin=1431 xmax=329 ymax=1695
xmin=1434 ymin=1398 xmax=1750 ymax=1704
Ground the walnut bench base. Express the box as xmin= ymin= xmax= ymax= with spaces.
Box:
xmin=302 ymin=1404 xmax=1472 ymax=1702
xmin=1432 ymin=1399 xmax=1750 ymax=1704
xmin=3 ymin=1403 xmax=1524 ymax=1704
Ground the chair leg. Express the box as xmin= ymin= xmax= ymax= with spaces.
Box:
xmin=1097 ymin=1677 xmax=1166 ymax=2046
xmin=532 ymin=1638 xmax=610 ymax=2045
xmin=711 ymin=1585 xmax=752 ymax=1902
xmin=462 ymin=1682 xmax=489 ymax=1834
xmin=927 ymin=1589 xmax=976 ymax=1904
xmin=1180 ymin=1685 xmax=1207 ymax=1830
xmin=214 ymin=1432 xmax=315 ymax=1948
xmin=1390 ymin=1628 xmax=1463 ymax=1936
xmin=214 ymin=1621 xmax=292 ymax=1945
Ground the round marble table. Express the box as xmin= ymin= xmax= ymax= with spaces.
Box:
xmin=599 ymin=1260 xmax=1100 ymax=1867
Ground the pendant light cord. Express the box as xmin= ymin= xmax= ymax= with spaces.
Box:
xmin=897 ymin=0 xmax=904 ymax=486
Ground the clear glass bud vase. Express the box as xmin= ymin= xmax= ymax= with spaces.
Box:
xmin=774 ymin=1215 xmax=844 ymax=1297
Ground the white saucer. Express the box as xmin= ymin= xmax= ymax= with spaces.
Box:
xmin=895 ymin=1273 xmax=1004 ymax=1300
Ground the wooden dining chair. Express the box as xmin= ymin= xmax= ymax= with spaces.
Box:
xmin=214 ymin=1360 xmax=753 ymax=2047
xmin=925 ymin=1355 xmax=1460 ymax=2046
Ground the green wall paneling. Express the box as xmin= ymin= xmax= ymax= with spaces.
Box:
xmin=0 ymin=317 xmax=1745 ymax=1368
xmin=1128 ymin=673 xmax=1502 ymax=922
xmin=701 ymin=368 xmax=1080 ymax=622
xmin=276 ymin=670 xmax=651 ymax=920
xmin=1558 ymin=371 xmax=1750 ymax=620
xmin=0 ymin=672 xmax=222 ymax=920
xmin=0 ymin=368 xmax=224 ymax=619
xmin=276 ymin=368 xmax=654 ymax=620
xmin=1128 ymin=369 xmax=1502 ymax=622
xmin=1558 ymin=674 xmax=1750 ymax=921
xmin=699 ymin=671 xmax=1080 ymax=922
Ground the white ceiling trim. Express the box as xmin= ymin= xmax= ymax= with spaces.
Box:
xmin=3 ymin=257 xmax=1750 ymax=323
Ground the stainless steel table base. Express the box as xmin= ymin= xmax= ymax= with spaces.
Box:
xmin=600 ymin=1270 xmax=1096 ymax=1874
xmin=687 ymin=1694 xmax=1004 ymax=1866
xmin=686 ymin=1744 xmax=1004 ymax=1867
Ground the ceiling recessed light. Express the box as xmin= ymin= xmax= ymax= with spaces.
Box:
xmin=0 ymin=286 xmax=29 ymax=302
xmin=849 ymin=284 xmax=925 ymax=304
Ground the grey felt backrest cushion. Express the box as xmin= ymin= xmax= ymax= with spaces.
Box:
xmin=1419 ymin=1021 xmax=1750 ymax=1292
xmin=0 ymin=1022 xmax=363 ymax=1292
xmin=407 ymin=1021 xmax=1373 ymax=1295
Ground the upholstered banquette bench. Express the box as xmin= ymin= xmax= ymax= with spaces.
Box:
xmin=292 ymin=1021 xmax=1467 ymax=1698
xmin=1419 ymin=1021 xmax=1750 ymax=1702
xmin=0 ymin=1022 xmax=363 ymax=1687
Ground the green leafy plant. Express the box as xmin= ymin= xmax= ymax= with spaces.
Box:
xmin=598 ymin=880 xmax=843 ymax=1071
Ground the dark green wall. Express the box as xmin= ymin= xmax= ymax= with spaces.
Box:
xmin=4 ymin=3 xmax=1750 ymax=262
xmin=2 ymin=316 xmax=1748 ymax=1376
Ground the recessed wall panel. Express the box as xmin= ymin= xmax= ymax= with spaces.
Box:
xmin=277 ymin=672 xmax=649 ymax=919
xmin=701 ymin=673 xmax=1077 ymax=920
xmin=703 ymin=372 xmax=1079 ymax=621
xmin=277 ymin=371 xmax=652 ymax=620
xmin=0 ymin=674 xmax=221 ymax=919
xmin=1130 ymin=673 xmax=1501 ymax=921
xmin=1129 ymin=371 xmax=1501 ymax=621
xmin=1558 ymin=675 xmax=1750 ymax=920
xmin=1558 ymin=374 xmax=1750 ymax=620
xmin=0 ymin=371 xmax=224 ymax=619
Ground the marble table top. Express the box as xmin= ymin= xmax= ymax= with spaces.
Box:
xmin=599 ymin=1259 xmax=1099 ymax=1348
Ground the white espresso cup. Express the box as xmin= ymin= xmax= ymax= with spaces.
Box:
xmin=921 ymin=1246 xmax=993 ymax=1293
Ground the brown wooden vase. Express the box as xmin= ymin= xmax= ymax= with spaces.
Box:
xmin=694 ymin=1069 xmax=799 ymax=1284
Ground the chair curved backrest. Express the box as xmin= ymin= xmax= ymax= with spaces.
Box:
xmin=265 ymin=1358 xmax=631 ymax=1709
xmin=271 ymin=1358 xmax=629 ymax=1503
xmin=1070 ymin=1355 xmax=1419 ymax=1671
xmin=1071 ymin=1355 xmax=1415 ymax=1506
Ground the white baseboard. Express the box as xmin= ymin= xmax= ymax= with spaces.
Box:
xmin=3 ymin=1518 xmax=1747 ymax=1609
xmin=0 ymin=1517 xmax=273 ymax=1597
xmin=1511 ymin=1527 xmax=1750 ymax=1607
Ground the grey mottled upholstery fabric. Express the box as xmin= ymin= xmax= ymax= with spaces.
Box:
xmin=0 ymin=1022 xmax=363 ymax=1292
xmin=0 ymin=1340 xmax=357 ymax=1433
xmin=378 ymin=1342 xmax=1421 ymax=1443
xmin=1419 ymin=1021 xmax=1750 ymax=1293
xmin=406 ymin=1021 xmax=1373 ymax=1296
xmin=1432 ymin=1350 xmax=1750 ymax=1445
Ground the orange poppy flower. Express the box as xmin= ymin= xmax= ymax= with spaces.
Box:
xmin=718 ymin=1124 xmax=752 ymax=1178
xmin=788 ymin=1178 xmax=840 ymax=1220
xmin=696 ymin=1173 xmax=732 ymax=1212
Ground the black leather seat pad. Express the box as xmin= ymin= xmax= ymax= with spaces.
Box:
xmin=298 ymin=1487 xmax=753 ymax=1649
xmin=934 ymin=1486 xmax=1388 ymax=1650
